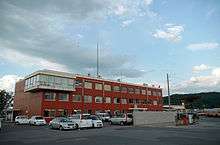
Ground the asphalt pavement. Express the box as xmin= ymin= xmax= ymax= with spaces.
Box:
xmin=0 ymin=117 xmax=220 ymax=145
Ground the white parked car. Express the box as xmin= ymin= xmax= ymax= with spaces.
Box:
xmin=0 ymin=118 xmax=2 ymax=130
xmin=110 ymin=113 xmax=133 ymax=125
xmin=96 ymin=113 xmax=110 ymax=122
xmin=49 ymin=117 xmax=76 ymax=130
xmin=68 ymin=114 xmax=93 ymax=129
xmin=85 ymin=115 xmax=103 ymax=128
xmin=29 ymin=116 xmax=46 ymax=126
xmin=15 ymin=116 xmax=29 ymax=125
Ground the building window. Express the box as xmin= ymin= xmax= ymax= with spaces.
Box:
xmin=84 ymin=81 xmax=92 ymax=89
xmin=95 ymin=83 xmax=103 ymax=90
xmin=121 ymin=87 xmax=127 ymax=93
xmin=113 ymin=86 xmax=120 ymax=92
xmin=114 ymin=98 xmax=120 ymax=104
xmin=141 ymin=89 xmax=146 ymax=95
xmin=135 ymin=88 xmax=140 ymax=94
xmin=43 ymin=109 xmax=56 ymax=117
xmin=104 ymin=84 xmax=111 ymax=91
xmin=121 ymin=98 xmax=127 ymax=104
xmin=84 ymin=95 xmax=92 ymax=103
xmin=73 ymin=95 xmax=81 ymax=102
xmin=59 ymin=93 xmax=69 ymax=101
xmin=157 ymin=91 xmax=162 ymax=96
xmin=129 ymin=99 xmax=134 ymax=104
xmin=44 ymin=92 xmax=56 ymax=101
xmin=75 ymin=79 xmax=82 ymax=87
xmin=153 ymin=100 xmax=158 ymax=105
xmin=95 ymin=96 xmax=103 ymax=103
xmin=105 ymin=97 xmax=111 ymax=103
xmin=153 ymin=91 xmax=157 ymax=96
xmin=147 ymin=90 xmax=152 ymax=96
xmin=128 ymin=88 xmax=134 ymax=94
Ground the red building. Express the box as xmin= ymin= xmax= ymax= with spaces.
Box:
xmin=14 ymin=70 xmax=163 ymax=119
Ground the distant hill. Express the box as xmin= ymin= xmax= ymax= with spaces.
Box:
xmin=163 ymin=92 xmax=220 ymax=109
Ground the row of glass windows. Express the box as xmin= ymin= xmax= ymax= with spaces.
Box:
xmin=25 ymin=74 xmax=74 ymax=90
xmin=76 ymin=80 xmax=162 ymax=96
xmin=44 ymin=92 xmax=161 ymax=105
xmin=44 ymin=92 xmax=69 ymax=101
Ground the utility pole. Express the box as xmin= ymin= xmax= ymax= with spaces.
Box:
xmin=96 ymin=43 xmax=99 ymax=77
xmin=167 ymin=73 xmax=171 ymax=111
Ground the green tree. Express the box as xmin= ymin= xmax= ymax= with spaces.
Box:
xmin=0 ymin=90 xmax=13 ymax=118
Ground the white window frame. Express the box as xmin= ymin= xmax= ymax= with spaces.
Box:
xmin=95 ymin=96 xmax=103 ymax=103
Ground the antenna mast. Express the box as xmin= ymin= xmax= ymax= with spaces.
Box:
xmin=97 ymin=43 xmax=99 ymax=77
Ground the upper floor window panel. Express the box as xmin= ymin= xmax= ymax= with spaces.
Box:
xmin=44 ymin=92 xmax=56 ymax=101
xmin=84 ymin=81 xmax=92 ymax=89
xmin=104 ymin=84 xmax=111 ymax=91
xmin=141 ymin=89 xmax=146 ymax=95
xmin=59 ymin=93 xmax=69 ymax=101
xmin=113 ymin=86 xmax=120 ymax=92
xmin=121 ymin=87 xmax=127 ymax=93
xmin=95 ymin=83 xmax=103 ymax=90
xmin=147 ymin=90 xmax=152 ymax=96
xmin=72 ymin=95 xmax=81 ymax=102
xmin=128 ymin=88 xmax=134 ymax=94
xmin=135 ymin=88 xmax=140 ymax=94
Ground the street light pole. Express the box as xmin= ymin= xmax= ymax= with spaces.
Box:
xmin=167 ymin=73 xmax=171 ymax=111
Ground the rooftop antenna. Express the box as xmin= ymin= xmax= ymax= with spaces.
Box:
xmin=96 ymin=43 xmax=99 ymax=77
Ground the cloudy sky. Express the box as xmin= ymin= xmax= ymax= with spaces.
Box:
xmin=0 ymin=0 xmax=220 ymax=95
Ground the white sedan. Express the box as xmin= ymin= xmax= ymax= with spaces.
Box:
xmin=68 ymin=114 xmax=93 ymax=129
xmin=29 ymin=116 xmax=46 ymax=126
xmin=86 ymin=115 xmax=103 ymax=128
xmin=15 ymin=116 xmax=29 ymax=125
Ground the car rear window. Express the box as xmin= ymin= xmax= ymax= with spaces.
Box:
xmin=36 ymin=117 xmax=43 ymax=120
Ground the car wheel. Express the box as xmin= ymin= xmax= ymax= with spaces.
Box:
xmin=59 ymin=126 xmax=64 ymax=131
xmin=49 ymin=124 xmax=53 ymax=129
xmin=109 ymin=121 xmax=113 ymax=125
xmin=75 ymin=124 xmax=79 ymax=129
xmin=120 ymin=121 xmax=124 ymax=126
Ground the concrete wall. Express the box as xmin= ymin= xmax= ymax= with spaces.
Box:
xmin=133 ymin=111 xmax=176 ymax=126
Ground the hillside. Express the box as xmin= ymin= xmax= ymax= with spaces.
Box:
xmin=163 ymin=92 xmax=220 ymax=109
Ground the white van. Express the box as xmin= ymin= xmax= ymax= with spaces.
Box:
xmin=29 ymin=116 xmax=46 ymax=126
xmin=68 ymin=114 xmax=93 ymax=129
xmin=15 ymin=116 xmax=29 ymax=125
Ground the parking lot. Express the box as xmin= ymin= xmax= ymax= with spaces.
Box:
xmin=0 ymin=117 xmax=220 ymax=145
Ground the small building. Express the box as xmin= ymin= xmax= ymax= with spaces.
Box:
xmin=14 ymin=70 xmax=163 ymax=119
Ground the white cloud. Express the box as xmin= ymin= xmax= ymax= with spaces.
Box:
xmin=212 ymin=68 xmax=220 ymax=77
xmin=0 ymin=75 xmax=23 ymax=92
xmin=114 ymin=4 xmax=127 ymax=16
xmin=0 ymin=48 xmax=70 ymax=72
xmin=187 ymin=42 xmax=219 ymax=51
xmin=144 ymin=0 xmax=153 ymax=6
xmin=121 ymin=19 xmax=134 ymax=27
xmin=172 ymin=67 xmax=220 ymax=94
xmin=153 ymin=24 xmax=184 ymax=42
xmin=192 ymin=64 xmax=210 ymax=73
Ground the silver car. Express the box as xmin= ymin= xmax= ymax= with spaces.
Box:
xmin=49 ymin=117 xmax=76 ymax=130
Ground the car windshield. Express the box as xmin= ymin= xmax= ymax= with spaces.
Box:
xmin=60 ymin=118 xmax=72 ymax=122
xmin=20 ymin=116 xmax=28 ymax=119
xmin=35 ymin=117 xmax=43 ymax=120
xmin=90 ymin=116 xmax=99 ymax=120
